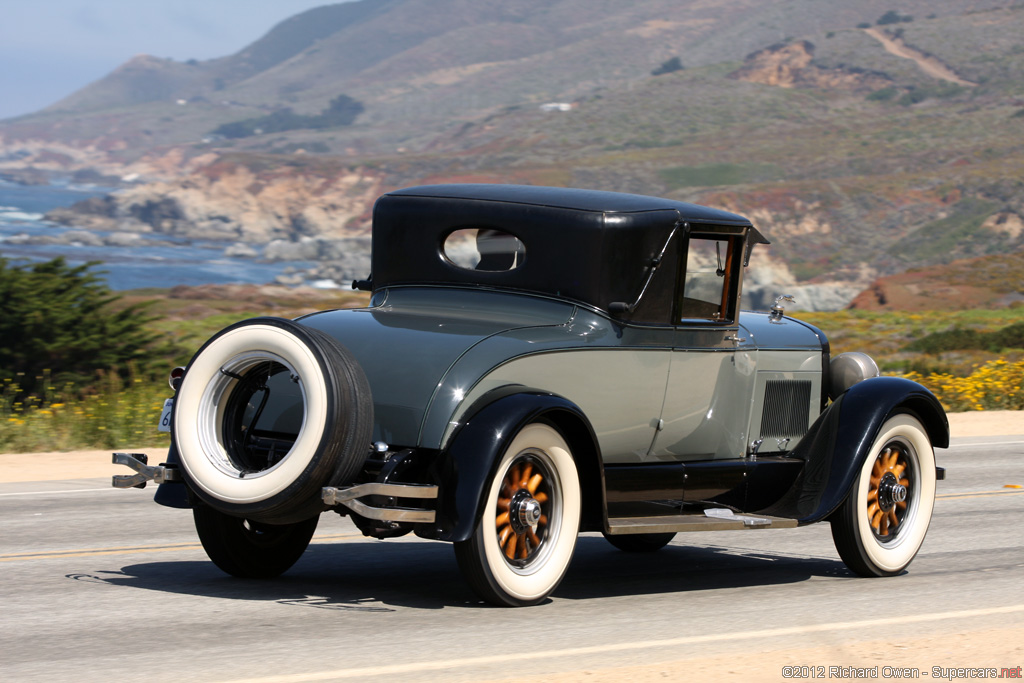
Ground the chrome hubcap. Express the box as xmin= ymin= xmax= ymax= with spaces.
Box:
xmin=518 ymin=497 xmax=542 ymax=528
xmin=509 ymin=490 xmax=542 ymax=534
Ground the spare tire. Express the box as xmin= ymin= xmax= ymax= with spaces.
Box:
xmin=174 ymin=317 xmax=373 ymax=523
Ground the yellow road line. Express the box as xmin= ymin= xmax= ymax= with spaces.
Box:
xmin=221 ymin=604 xmax=1024 ymax=683
xmin=0 ymin=544 xmax=202 ymax=562
xmin=938 ymin=489 xmax=1024 ymax=500
xmin=0 ymin=533 xmax=363 ymax=562
xmin=2 ymin=491 xmax=1017 ymax=563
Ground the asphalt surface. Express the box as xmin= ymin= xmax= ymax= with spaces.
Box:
xmin=1 ymin=436 xmax=1022 ymax=682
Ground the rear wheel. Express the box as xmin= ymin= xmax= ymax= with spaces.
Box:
xmin=454 ymin=422 xmax=581 ymax=606
xmin=174 ymin=318 xmax=372 ymax=524
xmin=603 ymin=532 xmax=675 ymax=552
xmin=831 ymin=414 xmax=936 ymax=577
xmin=193 ymin=504 xmax=318 ymax=578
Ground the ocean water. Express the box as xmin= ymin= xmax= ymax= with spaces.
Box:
xmin=0 ymin=180 xmax=319 ymax=290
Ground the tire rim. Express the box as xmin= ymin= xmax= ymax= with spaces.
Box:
xmin=494 ymin=449 xmax=561 ymax=573
xmin=197 ymin=351 xmax=307 ymax=480
xmin=867 ymin=438 xmax=918 ymax=545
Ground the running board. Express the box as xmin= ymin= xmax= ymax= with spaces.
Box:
xmin=607 ymin=508 xmax=799 ymax=535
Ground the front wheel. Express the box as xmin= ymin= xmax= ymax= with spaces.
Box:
xmin=193 ymin=504 xmax=318 ymax=578
xmin=830 ymin=413 xmax=936 ymax=577
xmin=454 ymin=422 xmax=581 ymax=606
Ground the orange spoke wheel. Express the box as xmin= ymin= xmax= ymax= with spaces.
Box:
xmin=866 ymin=445 xmax=912 ymax=541
xmin=453 ymin=422 xmax=581 ymax=607
xmin=830 ymin=413 xmax=937 ymax=578
xmin=495 ymin=456 xmax=553 ymax=566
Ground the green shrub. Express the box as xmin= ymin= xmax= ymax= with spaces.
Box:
xmin=0 ymin=258 xmax=158 ymax=391
xmin=867 ymin=87 xmax=899 ymax=102
xmin=877 ymin=11 xmax=913 ymax=25
xmin=652 ymin=57 xmax=684 ymax=76
xmin=212 ymin=93 xmax=364 ymax=139
xmin=906 ymin=321 xmax=1024 ymax=354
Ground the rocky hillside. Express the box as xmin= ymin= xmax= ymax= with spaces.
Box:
xmin=46 ymin=154 xmax=382 ymax=242
xmin=0 ymin=0 xmax=1009 ymax=165
xmin=3 ymin=0 xmax=1024 ymax=309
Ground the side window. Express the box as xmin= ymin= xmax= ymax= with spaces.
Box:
xmin=443 ymin=228 xmax=525 ymax=271
xmin=679 ymin=235 xmax=738 ymax=322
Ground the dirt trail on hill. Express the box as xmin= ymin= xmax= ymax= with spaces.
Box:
xmin=864 ymin=27 xmax=976 ymax=87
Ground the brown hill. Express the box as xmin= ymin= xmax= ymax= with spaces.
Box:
xmin=3 ymin=0 xmax=1024 ymax=307
xmin=848 ymin=250 xmax=1024 ymax=311
xmin=0 ymin=0 xmax=1008 ymax=160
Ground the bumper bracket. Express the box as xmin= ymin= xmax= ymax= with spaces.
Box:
xmin=322 ymin=482 xmax=438 ymax=523
xmin=112 ymin=452 xmax=181 ymax=489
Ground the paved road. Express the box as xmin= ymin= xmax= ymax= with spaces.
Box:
xmin=2 ymin=437 xmax=1022 ymax=682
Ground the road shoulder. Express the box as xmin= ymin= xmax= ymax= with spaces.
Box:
xmin=1 ymin=411 xmax=1021 ymax=484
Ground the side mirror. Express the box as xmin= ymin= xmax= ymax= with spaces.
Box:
xmin=608 ymin=301 xmax=634 ymax=316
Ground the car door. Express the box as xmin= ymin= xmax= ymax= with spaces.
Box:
xmin=647 ymin=229 xmax=758 ymax=461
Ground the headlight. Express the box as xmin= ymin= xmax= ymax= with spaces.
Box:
xmin=828 ymin=352 xmax=879 ymax=400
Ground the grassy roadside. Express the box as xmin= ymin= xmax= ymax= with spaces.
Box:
xmin=1 ymin=294 xmax=1021 ymax=453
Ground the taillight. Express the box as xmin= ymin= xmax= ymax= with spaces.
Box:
xmin=169 ymin=366 xmax=185 ymax=391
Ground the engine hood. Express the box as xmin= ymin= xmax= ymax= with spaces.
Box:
xmin=299 ymin=287 xmax=573 ymax=447
xmin=738 ymin=310 xmax=828 ymax=350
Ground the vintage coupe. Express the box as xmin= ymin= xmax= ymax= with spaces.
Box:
xmin=114 ymin=184 xmax=947 ymax=606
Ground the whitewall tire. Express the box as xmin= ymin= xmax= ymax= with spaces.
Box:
xmin=455 ymin=422 xmax=581 ymax=606
xmin=831 ymin=413 xmax=936 ymax=576
xmin=174 ymin=318 xmax=372 ymax=524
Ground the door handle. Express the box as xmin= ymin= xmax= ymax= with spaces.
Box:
xmin=725 ymin=335 xmax=747 ymax=342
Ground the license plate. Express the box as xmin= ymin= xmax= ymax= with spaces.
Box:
xmin=157 ymin=398 xmax=174 ymax=432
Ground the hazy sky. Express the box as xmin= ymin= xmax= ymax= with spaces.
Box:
xmin=0 ymin=1 xmax=354 ymax=120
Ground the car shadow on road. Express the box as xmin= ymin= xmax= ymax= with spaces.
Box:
xmin=71 ymin=532 xmax=851 ymax=611
xmin=558 ymin=535 xmax=848 ymax=602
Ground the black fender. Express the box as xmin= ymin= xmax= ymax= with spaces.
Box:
xmin=768 ymin=376 xmax=948 ymax=524
xmin=418 ymin=390 xmax=603 ymax=543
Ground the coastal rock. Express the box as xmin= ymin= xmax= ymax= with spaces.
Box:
xmin=3 ymin=229 xmax=171 ymax=249
xmin=224 ymin=242 xmax=260 ymax=258
xmin=0 ymin=169 xmax=49 ymax=186
xmin=262 ymin=236 xmax=370 ymax=262
xmin=43 ymin=155 xmax=383 ymax=244
xmin=105 ymin=232 xmax=144 ymax=247
xmin=743 ymin=257 xmax=865 ymax=312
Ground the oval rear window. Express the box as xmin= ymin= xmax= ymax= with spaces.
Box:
xmin=443 ymin=228 xmax=525 ymax=272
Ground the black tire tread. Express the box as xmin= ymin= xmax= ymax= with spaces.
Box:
xmin=829 ymin=497 xmax=887 ymax=577
xmin=193 ymin=504 xmax=318 ymax=579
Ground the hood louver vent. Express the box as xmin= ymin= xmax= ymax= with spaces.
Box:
xmin=760 ymin=380 xmax=811 ymax=439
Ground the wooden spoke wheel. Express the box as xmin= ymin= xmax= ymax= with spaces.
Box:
xmin=495 ymin=456 xmax=553 ymax=566
xmin=831 ymin=413 xmax=936 ymax=577
xmin=455 ymin=422 xmax=581 ymax=606
xmin=867 ymin=446 xmax=911 ymax=540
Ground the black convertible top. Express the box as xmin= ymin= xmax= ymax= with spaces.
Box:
xmin=369 ymin=184 xmax=761 ymax=321
xmin=385 ymin=184 xmax=753 ymax=224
